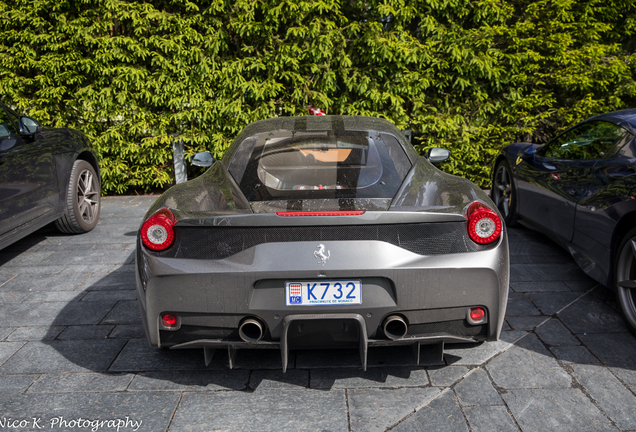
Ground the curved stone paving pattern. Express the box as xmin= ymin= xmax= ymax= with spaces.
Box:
xmin=0 ymin=196 xmax=634 ymax=431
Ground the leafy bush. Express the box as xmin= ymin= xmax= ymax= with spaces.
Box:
xmin=1 ymin=0 xmax=634 ymax=192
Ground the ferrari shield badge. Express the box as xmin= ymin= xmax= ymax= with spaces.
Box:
xmin=314 ymin=244 xmax=330 ymax=266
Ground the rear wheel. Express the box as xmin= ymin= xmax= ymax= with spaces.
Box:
xmin=491 ymin=161 xmax=517 ymax=226
xmin=55 ymin=160 xmax=101 ymax=233
xmin=615 ymin=228 xmax=636 ymax=336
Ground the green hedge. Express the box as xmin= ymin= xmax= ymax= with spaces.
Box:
xmin=1 ymin=0 xmax=635 ymax=193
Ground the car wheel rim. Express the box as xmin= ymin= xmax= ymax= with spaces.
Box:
xmin=493 ymin=165 xmax=512 ymax=218
xmin=616 ymin=238 xmax=636 ymax=328
xmin=77 ymin=169 xmax=98 ymax=224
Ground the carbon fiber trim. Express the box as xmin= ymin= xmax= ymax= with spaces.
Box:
xmin=162 ymin=222 xmax=490 ymax=259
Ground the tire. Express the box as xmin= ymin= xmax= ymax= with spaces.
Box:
xmin=491 ymin=161 xmax=518 ymax=226
xmin=55 ymin=159 xmax=101 ymax=233
xmin=615 ymin=227 xmax=636 ymax=336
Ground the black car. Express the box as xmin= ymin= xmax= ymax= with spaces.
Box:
xmin=0 ymin=102 xmax=101 ymax=249
xmin=136 ymin=115 xmax=509 ymax=371
xmin=491 ymin=109 xmax=636 ymax=334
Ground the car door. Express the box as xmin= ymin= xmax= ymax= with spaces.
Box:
xmin=0 ymin=105 xmax=58 ymax=236
xmin=515 ymin=121 xmax=626 ymax=242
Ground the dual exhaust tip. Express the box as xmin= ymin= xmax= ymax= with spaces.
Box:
xmin=383 ymin=315 xmax=408 ymax=340
xmin=239 ymin=315 xmax=408 ymax=342
xmin=239 ymin=318 xmax=265 ymax=342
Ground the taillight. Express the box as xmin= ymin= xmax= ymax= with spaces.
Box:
xmin=466 ymin=201 xmax=502 ymax=244
xmin=141 ymin=209 xmax=176 ymax=251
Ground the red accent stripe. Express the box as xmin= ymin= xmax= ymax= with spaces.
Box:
xmin=276 ymin=211 xmax=365 ymax=217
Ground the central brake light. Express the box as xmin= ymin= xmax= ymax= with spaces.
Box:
xmin=141 ymin=208 xmax=176 ymax=251
xmin=276 ymin=211 xmax=365 ymax=217
xmin=466 ymin=202 xmax=502 ymax=244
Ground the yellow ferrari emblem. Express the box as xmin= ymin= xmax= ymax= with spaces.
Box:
xmin=516 ymin=156 xmax=522 ymax=165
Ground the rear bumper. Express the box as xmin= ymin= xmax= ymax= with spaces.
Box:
xmin=136 ymin=231 xmax=509 ymax=368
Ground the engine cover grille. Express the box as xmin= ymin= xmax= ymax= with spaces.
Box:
xmin=160 ymin=222 xmax=490 ymax=260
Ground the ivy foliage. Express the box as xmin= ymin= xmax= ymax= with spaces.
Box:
xmin=1 ymin=0 xmax=634 ymax=192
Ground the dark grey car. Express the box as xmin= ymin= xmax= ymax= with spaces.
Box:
xmin=491 ymin=109 xmax=636 ymax=335
xmin=136 ymin=115 xmax=509 ymax=370
xmin=0 ymin=102 xmax=101 ymax=249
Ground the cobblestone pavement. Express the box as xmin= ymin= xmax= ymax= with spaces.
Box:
xmin=1 ymin=196 xmax=635 ymax=432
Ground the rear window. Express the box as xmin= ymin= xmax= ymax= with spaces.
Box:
xmin=231 ymin=130 xmax=411 ymax=202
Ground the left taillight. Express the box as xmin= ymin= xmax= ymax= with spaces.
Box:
xmin=140 ymin=209 xmax=176 ymax=251
xmin=466 ymin=201 xmax=502 ymax=245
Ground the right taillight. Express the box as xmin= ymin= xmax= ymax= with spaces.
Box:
xmin=466 ymin=201 xmax=502 ymax=244
xmin=140 ymin=208 xmax=176 ymax=251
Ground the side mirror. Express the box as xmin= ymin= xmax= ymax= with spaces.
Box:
xmin=19 ymin=116 xmax=40 ymax=135
xmin=426 ymin=147 xmax=451 ymax=163
xmin=520 ymin=144 xmax=536 ymax=161
xmin=191 ymin=151 xmax=214 ymax=167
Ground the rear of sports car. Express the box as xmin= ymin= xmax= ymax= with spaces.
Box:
xmin=136 ymin=116 xmax=509 ymax=370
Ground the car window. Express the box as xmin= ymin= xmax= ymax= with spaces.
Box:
xmin=0 ymin=107 xmax=17 ymax=138
xmin=236 ymin=130 xmax=410 ymax=201
xmin=537 ymin=121 xmax=632 ymax=160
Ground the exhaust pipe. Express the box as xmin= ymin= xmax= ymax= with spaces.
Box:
xmin=383 ymin=315 xmax=408 ymax=340
xmin=239 ymin=318 xmax=264 ymax=342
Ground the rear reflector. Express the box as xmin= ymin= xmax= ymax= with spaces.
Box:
xmin=276 ymin=211 xmax=365 ymax=217
xmin=470 ymin=307 xmax=486 ymax=322
xmin=162 ymin=314 xmax=178 ymax=328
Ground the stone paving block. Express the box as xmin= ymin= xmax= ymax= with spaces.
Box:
xmin=0 ymin=392 xmax=179 ymax=432
xmin=100 ymin=300 xmax=140 ymax=325
xmin=128 ymin=370 xmax=249 ymax=392
xmin=39 ymin=249 xmax=133 ymax=266
xmin=28 ymin=372 xmax=133 ymax=393
xmin=510 ymin=263 xmax=588 ymax=282
xmin=510 ymin=281 xmax=571 ymax=292
xmin=108 ymin=339 xmax=214 ymax=372
xmin=455 ymin=368 xmax=502 ymax=406
xmin=249 ymin=369 xmax=308 ymax=390
xmin=348 ymin=387 xmax=440 ymax=432
xmin=428 ymin=365 xmax=469 ymax=387
xmin=0 ymin=273 xmax=14 ymax=286
xmin=464 ymin=405 xmax=518 ymax=432
xmin=560 ymin=295 xmax=628 ymax=334
xmin=81 ymin=290 xmax=137 ymax=302
xmin=0 ymin=341 xmax=25 ymax=366
xmin=487 ymin=333 xmax=571 ymax=389
xmin=0 ymin=301 xmax=116 ymax=326
xmin=506 ymin=293 xmax=541 ymax=316
xmin=550 ymin=346 xmax=599 ymax=364
xmin=78 ymin=270 xmax=137 ymax=291
xmin=169 ymin=389 xmax=348 ymax=432
xmin=579 ymin=333 xmax=636 ymax=371
xmin=535 ymin=318 xmax=579 ymax=346
xmin=36 ymin=243 xmax=96 ymax=252
xmin=572 ymin=364 xmax=636 ymax=430
xmin=444 ymin=332 xmax=525 ymax=366
xmin=57 ymin=325 xmax=114 ymax=340
xmin=6 ymin=326 xmax=65 ymax=341
xmin=0 ymin=264 xmax=66 ymax=276
xmin=506 ymin=316 xmax=547 ymax=331
xmin=565 ymin=279 xmax=600 ymax=292
xmin=609 ymin=367 xmax=636 ymax=391
xmin=502 ymin=388 xmax=615 ymax=431
xmin=108 ymin=324 xmax=145 ymax=339
xmin=0 ymin=339 xmax=126 ymax=373
xmin=526 ymin=291 xmax=583 ymax=315
xmin=0 ymin=291 xmax=30 ymax=302
xmin=23 ymin=291 xmax=85 ymax=302
xmin=0 ymin=251 xmax=55 ymax=267
xmin=0 ymin=271 xmax=90 ymax=292
xmin=392 ymin=389 xmax=469 ymax=432
xmin=230 ymin=347 xmax=286 ymax=370
xmin=0 ymin=327 xmax=16 ymax=340
xmin=310 ymin=367 xmax=430 ymax=389
xmin=0 ymin=374 xmax=39 ymax=393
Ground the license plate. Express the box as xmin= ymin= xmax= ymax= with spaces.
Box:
xmin=285 ymin=280 xmax=362 ymax=306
